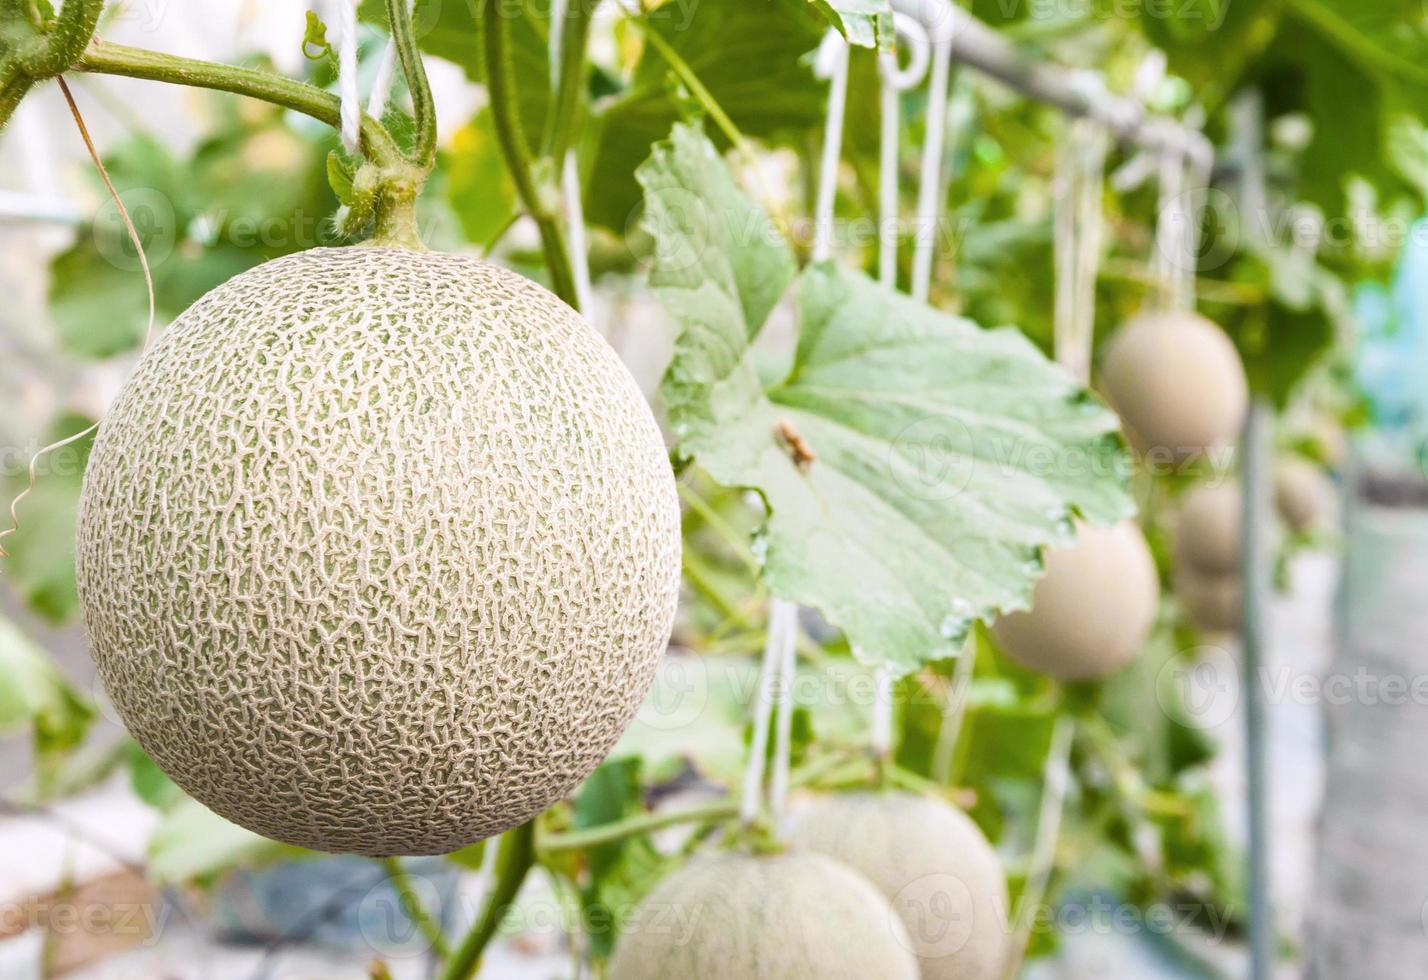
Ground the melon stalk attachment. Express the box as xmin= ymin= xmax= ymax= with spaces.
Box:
xmin=40 ymin=0 xmax=437 ymax=250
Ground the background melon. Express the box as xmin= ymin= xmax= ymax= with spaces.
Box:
xmin=75 ymin=247 xmax=682 ymax=856
xmin=607 ymin=851 xmax=920 ymax=980
xmin=1099 ymin=310 xmax=1248 ymax=462
xmin=1175 ymin=566 xmax=1243 ymax=633
xmin=1275 ymin=458 xmax=1333 ymax=533
xmin=993 ymin=520 xmax=1159 ymax=680
xmin=1176 ymin=482 xmax=1242 ymax=576
xmin=789 ymin=792 xmax=1008 ymax=980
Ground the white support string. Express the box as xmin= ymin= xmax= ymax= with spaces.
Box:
xmin=812 ymin=31 xmax=850 ymax=264
xmin=870 ymin=665 xmax=895 ymax=759
xmin=931 ymin=636 xmax=977 ymax=783
xmin=911 ymin=33 xmax=953 ymax=301
xmin=329 ymin=0 xmax=362 ymax=155
xmin=1053 ymin=120 xmax=1108 ymax=384
xmin=366 ymin=39 xmax=399 ymax=118
xmin=877 ymin=14 xmax=931 ymax=288
xmin=1152 ymin=140 xmax=1191 ymax=311
xmin=1003 ymin=716 xmax=1075 ymax=980
xmin=740 ymin=598 xmax=797 ymax=825
xmin=767 ymin=604 xmax=799 ymax=826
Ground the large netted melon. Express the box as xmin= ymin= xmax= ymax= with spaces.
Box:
xmin=75 ymin=248 xmax=682 ymax=856
xmin=992 ymin=520 xmax=1159 ymax=681
xmin=1100 ymin=310 xmax=1248 ymax=462
xmin=789 ymin=792 xmax=1008 ymax=980
xmin=607 ymin=851 xmax=920 ymax=980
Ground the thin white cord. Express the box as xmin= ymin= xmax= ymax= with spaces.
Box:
xmin=1153 ymin=144 xmax=1188 ymax=311
xmin=331 ymin=0 xmax=361 ymax=154
xmin=878 ymin=55 xmax=901 ymax=288
xmin=911 ymin=35 xmax=953 ymax=301
xmin=931 ymin=637 xmax=977 ymax=783
xmin=1003 ymin=716 xmax=1075 ymax=980
xmin=1052 ymin=121 xmax=1107 ymax=384
xmin=870 ymin=666 xmax=895 ymax=758
xmin=768 ymin=604 xmax=799 ymax=827
xmin=366 ymin=40 xmax=399 ymax=118
xmin=812 ymin=31 xmax=850 ymax=264
xmin=877 ymin=15 xmax=932 ymax=288
xmin=740 ymin=599 xmax=796 ymax=825
xmin=563 ymin=151 xmax=595 ymax=316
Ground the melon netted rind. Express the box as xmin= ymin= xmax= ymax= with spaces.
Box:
xmin=789 ymin=792 xmax=1009 ymax=980
xmin=607 ymin=851 xmax=920 ymax=980
xmin=75 ymin=248 xmax=682 ymax=856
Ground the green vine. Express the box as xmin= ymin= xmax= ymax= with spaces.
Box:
xmin=0 ymin=0 xmax=103 ymax=128
xmin=481 ymin=0 xmax=579 ymax=307
xmin=436 ymin=821 xmax=537 ymax=980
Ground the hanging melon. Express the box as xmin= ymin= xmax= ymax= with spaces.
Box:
xmin=789 ymin=792 xmax=1008 ymax=980
xmin=1175 ymin=481 xmax=1242 ymax=576
xmin=993 ymin=520 xmax=1159 ymax=680
xmin=1100 ymin=310 xmax=1248 ymax=462
xmin=76 ymin=248 xmax=682 ymax=856
xmin=607 ymin=851 xmax=920 ymax=980
xmin=1275 ymin=458 xmax=1333 ymax=533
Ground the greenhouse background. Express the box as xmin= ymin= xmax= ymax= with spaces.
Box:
xmin=2 ymin=0 xmax=1427 ymax=978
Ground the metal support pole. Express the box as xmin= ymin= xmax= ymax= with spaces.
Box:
xmin=1241 ymin=398 xmax=1274 ymax=980
xmin=941 ymin=5 xmax=1212 ymax=171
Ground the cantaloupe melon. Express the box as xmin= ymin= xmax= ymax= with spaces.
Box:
xmin=1175 ymin=566 xmax=1242 ymax=633
xmin=789 ymin=792 xmax=1008 ymax=980
xmin=1175 ymin=482 xmax=1241 ymax=576
xmin=1100 ymin=311 xmax=1247 ymax=463
xmin=1275 ymin=458 xmax=1332 ymax=533
xmin=992 ymin=520 xmax=1158 ymax=681
xmin=607 ymin=851 xmax=920 ymax=980
xmin=75 ymin=247 xmax=682 ymax=856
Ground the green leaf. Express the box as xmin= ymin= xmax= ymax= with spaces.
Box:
xmin=445 ymin=107 xmax=518 ymax=245
xmin=0 ymin=613 xmax=92 ymax=750
xmin=586 ymin=0 xmax=827 ymax=229
xmin=638 ymin=123 xmax=1134 ymax=674
xmin=148 ymin=796 xmax=311 ymax=885
xmin=806 ymin=0 xmax=893 ymax=50
xmin=326 ymin=150 xmax=357 ymax=206
xmin=569 ymin=758 xmax=671 ymax=960
xmin=127 ymin=741 xmax=182 ymax=810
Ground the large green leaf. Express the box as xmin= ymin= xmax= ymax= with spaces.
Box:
xmin=638 ymin=123 xmax=1133 ymax=674
xmin=586 ymin=0 xmax=827 ymax=229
